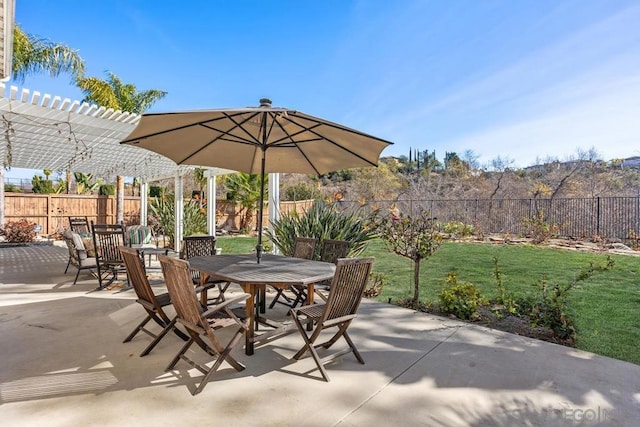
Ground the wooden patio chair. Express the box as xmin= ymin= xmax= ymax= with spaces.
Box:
xmin=315 ymin=239 xmax=351 ymax=301
xmin=62 ymin=229 xmax=97 ymax=285
xmin=268 ymin=237 xmax=318 ymax=310
xmin=119 ymin=247 xmax=189 ymax=356
xmin=91 ymin=221 xmax=127 ymax=289
xmin=290 ymin=257 xmax=374 ymax=382
xmin=158 ymin=254 xmax=251 ymax=395
xmin=183 ymin=235 xmax=230 ymax=306
xmin=320 ymin=239 xmax=350 ymax=264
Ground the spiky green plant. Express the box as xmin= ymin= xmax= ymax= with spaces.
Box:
xmin=265 ymin=200 xmax=375 ymax=258
xmin=149 ymin=194 xmax=206 ymax=248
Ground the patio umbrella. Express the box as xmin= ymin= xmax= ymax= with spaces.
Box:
xmin=120 ymin=99 xmax=393 ymax=262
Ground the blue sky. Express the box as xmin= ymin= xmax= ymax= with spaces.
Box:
xmin=7 ymin=0 xmax=640 ymax=179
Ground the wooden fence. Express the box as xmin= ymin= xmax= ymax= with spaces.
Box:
xmin=3 ymin=193 xmax=314 ymax=236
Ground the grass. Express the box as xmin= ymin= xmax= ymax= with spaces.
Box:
xmin=216 ymin=236 xmax=258 ymax=254
xmin=218 ymin=236 xmax=640 ymax=365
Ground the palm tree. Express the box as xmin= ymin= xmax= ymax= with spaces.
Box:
xmin=76 ymin=71 xmax=167 ymax=223
xmin=225 ymin=173 xmax=265 ymax=233
xmin=11 ymin=24 xmax=85 ymax=82
xmin=193 ymin=168 xmax=207 ymax=208
xmin=1 ymin=24 xmax=85 ymax=226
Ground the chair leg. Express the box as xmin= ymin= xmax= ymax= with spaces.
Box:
xmin=293 ymin=316 xmax=330 ymax=381
xmin=192 ymin=328 xmax=246 ymax=395
xmin=290 ymin=286 xmax=307 ymax=309
xmin=167 ymin=336 xmax=196 ymax=371
xmin=123 ymin=315 xmax=152 ymax=343
xmin=268 ymin=289 xmax=289 ymax=309
xmin=73 ymin=267 xmax=82 ymax=285
xmin=64 ymin=259 xmax=71 ymax=274
xmin=342 ymin=330 xmax=365 ymax=364
xmin=140 ymin=317 xmax=177 ymax=357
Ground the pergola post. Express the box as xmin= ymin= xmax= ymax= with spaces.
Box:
xmin=205 ymin=169 xmax=216 ymax=237
xmin=268 ymin=172 xmax=280 ymax=254
xmin=0 ymin=168 xmax=5 ymax=227
xmin=140 ymin=180 xmax=148 ymax=226
xmin=174 ymin=172 xmax=184 ymax=254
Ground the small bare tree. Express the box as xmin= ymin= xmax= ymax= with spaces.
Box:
xmin=368 ymin=207 xmax=443 ymax=307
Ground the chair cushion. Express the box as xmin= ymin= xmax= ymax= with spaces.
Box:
xmin=127 ymin=225 xmax=153 ymax=245
xmin=70 ymin=232 xmax=89 ymax=260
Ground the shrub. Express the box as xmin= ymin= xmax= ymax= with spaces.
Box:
xmin=527 ymin=256 xmax=615 ymax=340
xmin=149 ymin=185 xmax=164 ymax=198
xmin=363 ymin=272 xmax=387 ymax=298
xmin=0 ymin=219 xmax=37 ymax=243
xmin=265 ymin=200 xmax=375 ymax=258
xmin=99 ymin=184 xmax=115 ymax=195
xmin=149 ymin=194 xmax=207 ymax=248
xmin=438 ymin=272 xmax=484 ymax=320
xmin=442 ymin=220 xmax=475 ymax=238
xmin=31 ymin=176 xmax=61 ymax=194
xmin=282 ymin=182 xmax=321 ymax=201
xmin=4 ymin=183 xmax=22 ymax=193
xmin=522 ymin=210 xmax=559 ymax=244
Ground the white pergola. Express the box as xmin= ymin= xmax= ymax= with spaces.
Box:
xmin=0 ymin=83 xmax=282 ymax=253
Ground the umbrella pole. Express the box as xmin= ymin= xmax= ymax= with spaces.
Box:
xmin=256 ymin=148 xmax=266 ymax=264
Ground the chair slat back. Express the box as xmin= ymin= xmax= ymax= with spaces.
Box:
xmin=120 ymin=246 xmax=158 ymax=308
xmin=293 ymin=237 xmax=318 ymax=260
xmin=69 ymin=217 xmax=90 ymax=234
xmin=159 ymin=255 xmax=204 ymax=326
xmin=183 ymin=235 xmax=217 ymax=258
xmin=323 ymin=257 xmax=374 ymax=322
xmin=91 ymin=222 xmax=126 ymax=263
xmin=320 ymin=239 xmax=350 ymax=264
xmin=183 ymin=235 xmax=217 ymax=282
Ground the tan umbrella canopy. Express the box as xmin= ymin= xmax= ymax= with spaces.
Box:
xmin=120 ymin=98 xmax=393 ymax=262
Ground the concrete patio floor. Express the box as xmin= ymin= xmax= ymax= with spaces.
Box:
xmin=1 ymin=244 xmax=639 ymax=426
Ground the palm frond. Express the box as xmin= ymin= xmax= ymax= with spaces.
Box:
xmin=12 ymin=24 xmax=85 ymax=83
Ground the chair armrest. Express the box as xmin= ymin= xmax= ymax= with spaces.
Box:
xmin=202 ymin=293 xmax=251 ymax=318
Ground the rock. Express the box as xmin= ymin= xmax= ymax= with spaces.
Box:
xmin=609 ymin=242 xmax=632 ymax=251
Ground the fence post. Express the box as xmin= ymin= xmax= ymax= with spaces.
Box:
xmin=45 ymin=194 xmax=51 ymax=236
xmin=596 ymin=197 xmax=601 ymax=236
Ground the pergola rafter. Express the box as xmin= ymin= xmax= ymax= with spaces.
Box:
xmin=0 ymin=83 xmax=192 ymax=180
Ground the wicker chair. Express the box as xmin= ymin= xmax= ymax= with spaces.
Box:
xmin=268 ymin=237 xmax=318 ymax=310
xmin=119 ymin=247 xmax=189 ymax=356
xmin=158 ymin=254 xmax=250 ymax=395
xmin=62 ymin=229 xmax=97 ymax=285
xmin=182 ymin=235 xmax=230 ymax=306
xmin=290 ymin=257 xmax=374 ymax=382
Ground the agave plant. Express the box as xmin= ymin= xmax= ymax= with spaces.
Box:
xmin=265 ymin=200 xmax=375 ymax=258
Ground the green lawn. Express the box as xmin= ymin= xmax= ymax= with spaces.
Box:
xmin=217 ymin=236 xmax=640 ymax=365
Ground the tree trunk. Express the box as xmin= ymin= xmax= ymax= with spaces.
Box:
xmin=412 ymin=258 xmax=421 ymax=306
xmin=0 ymin=168 xmax=5 ymax=227
xmin=66 ymin=171 xmax=72 ymax=194
xmin=116 ymin=175 xmax=124 ymax=224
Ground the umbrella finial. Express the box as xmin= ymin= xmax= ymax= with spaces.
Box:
xmin=259 ymin=98 xmax=272 ymax=107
